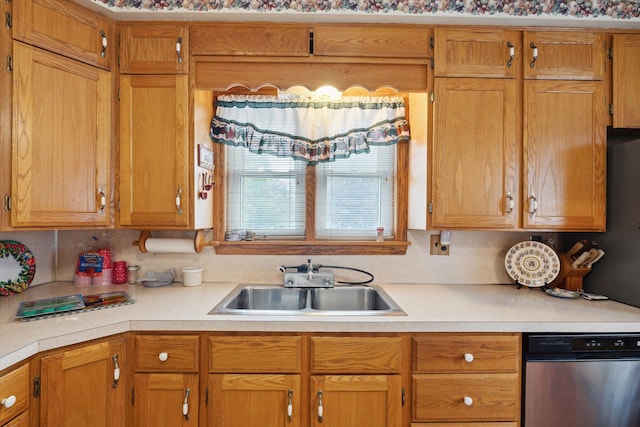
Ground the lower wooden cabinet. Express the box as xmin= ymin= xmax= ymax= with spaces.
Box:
xmin=412 ymin=334 xmax=521 ymax=426
xmin=0 ymin=364 xmax=29 ymax=427
xmin=39 ymin=337 xmax=127 ymax=427
xmin=134 ymin=373 xmax=198 ymax=427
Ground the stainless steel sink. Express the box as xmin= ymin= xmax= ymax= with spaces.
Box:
xmin=209 ymin=285 xmax=405 ymax=316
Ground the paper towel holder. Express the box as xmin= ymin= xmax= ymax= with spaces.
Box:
xmin=133 ymin=230 xmax=219 ymax=253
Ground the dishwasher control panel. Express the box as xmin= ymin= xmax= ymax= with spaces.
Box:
xmin=527 ymin=334 xmax=640 ymax=355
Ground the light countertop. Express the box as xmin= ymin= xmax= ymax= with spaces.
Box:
xmin=1 ymin=281 xmax=640 ymax=371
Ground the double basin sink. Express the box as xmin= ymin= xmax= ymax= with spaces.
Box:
xmin=209 ymin=284 xmax=405 ymax=316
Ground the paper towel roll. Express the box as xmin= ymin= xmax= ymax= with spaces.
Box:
xmin=143 ymin=238 xmax=197 ymax=254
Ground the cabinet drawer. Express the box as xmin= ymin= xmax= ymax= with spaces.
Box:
xmin=311 ymin=336 xmax=403 ymax=373
xmin=0 ymin=364 xmax=29 ymax=425
xmin=413 ymin=335 xmax=520 ymax=373
xmin=135 ymin=335 xmax=199 ymax=372
xmin=412 ymin=373 xmax=519 ymax=422
xmin=209 ymin=336 xmax=302 ymax=373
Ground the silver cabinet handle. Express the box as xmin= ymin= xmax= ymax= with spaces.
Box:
xmin=505 ymin=192 xmax=514 ymax=217
xmin=98 ymin=188 xmax=106 ymax=212
xmin=317 ymin=390 xmax=323 ymax=422
xmin=528 ymin=194 xmax=538 ymax=217
xmin=176 ymin=188 xmax=183 ymax=215
xmin=287 ymin=389 xmax=293 ymax=420
xmin=176 ymin=37 xmax=183 ymax=64
xmin=112 ymin=354 xmax=120 ymax=388
xmin=529 ymin=42 xmax=538 ymax=68
xmin=182 ymin=388 xmax=191 ymax=421
xmin=100 ymin=30 xmax=107 ymax=58
xmin=506 ymin=41 xmax=515 ymax=68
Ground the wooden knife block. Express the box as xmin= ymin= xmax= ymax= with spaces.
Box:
xmin=551 ymin=253 xmax=591 ymax=291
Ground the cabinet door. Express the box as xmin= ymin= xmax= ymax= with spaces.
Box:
xmin=13 ymin=0 xmax=113 ymax=70
xmin=523 ymin=31 xmax=604 ymax=80
xmin=311 ymin=375 xmax=402 ymax=427
xmin=2 ymin=411 xmax=30 ymax=427
xmin=208 ymin=374 xmax=301 ymax=427
xmin=120 ymin=24 xmax=189 ymax=74
xmin=430 ymin=78 xmax=519 ymax=229
xmin=134 ymin=373 xmax=198 ymax=427
xmin=12 ymin=41 xmax=111 ymax=227
xmin=313 ymin=25 xmax=430 ymax=59
xmin=523 ymin=80 xmax=606 ymax=231
xmin=119 ymin=75 xmax=190 ymax=228
xmin=613 ymin=34 xmax=640 ymax=128
xmin=40 ymin=338 xmax=126 ymax=427
xmin=433 ymin=28 xmax=519 ymax=78
xmin=0 ymin=364 xmax=29 ymax=426
xmin=0 ymin=0 xmax=11 ymax=231
xmin=191 ymin=23 xmax=310 ymax=57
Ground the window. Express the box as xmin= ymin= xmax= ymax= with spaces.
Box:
xmin=212 ymin=88 xmax=411 ymax=255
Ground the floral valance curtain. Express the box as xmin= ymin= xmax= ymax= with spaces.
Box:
xmin=209 ymin=95 xmax=410 ymax=164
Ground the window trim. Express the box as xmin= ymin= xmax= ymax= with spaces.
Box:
xmin=211 ymin=88 xmax=410 ymax=255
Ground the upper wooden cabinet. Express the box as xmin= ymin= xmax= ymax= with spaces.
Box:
xmin=433 ymin=27 xmax=520 ymax=78
xmin=191 ymin=23 xmax=311 ymax=57
xmin=0 ymin=0 xmax=12 ymax=231
xmin=11 ymin=41 xmax=111 ymax=228
xmin=12 ymin=0 xmax=114 ymax=70
xmin=523 ymin=31 xmax=605 ymax=80
xmin=120 ymin=23 xmax=189 ymax=74
xmin=118 ymin=75 xmax=190 ymax=228
xmin=430 ymin=77 xmax=519 ymax=229
xmin=523 ymin=80 xmax=607 ymax=231
xmin=612 ymin=34 xmax=640 ymax=128
xmin=313 ymin=25 xmax=430 ymax=58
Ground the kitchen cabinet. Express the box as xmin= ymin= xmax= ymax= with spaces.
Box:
xmin=412 ymin=334 xmax=521 ymax=425
xmin=120 ymin=24 xmax=189 ymax=74
xmin=429 ymin=27 xmax=607 ymax=231
xmin=522 ymin=80 xmax=606 ymax=230
xmin=133 ymin=335 xmax=200 ymax=427
xmin=39 ymin=336 xmax=126 ymax=426
xmin=0 ymin=363 xmax=29 ymax=427
xmin=11 ymin=41 xmax=112 ymax=228
xmin=0 ymin=0 xmax=12 ymax=231
xmin=309 ymin=337 xmax=404 ymax=427
xmin=522 ymin=31 xmax=604 ymax=80
xmin=12 ymin=0 xmax=114 ymax=70
xmin=612 ymin=34 xmax=640 ymax=128
xmin=118 ymin=74 xmax=191 ymax=228
xmin=208 ymin=336 xmax=303 ymax=427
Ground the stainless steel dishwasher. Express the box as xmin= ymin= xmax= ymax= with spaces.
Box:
xmin=524 ymin=334 xmax=640 ymax=427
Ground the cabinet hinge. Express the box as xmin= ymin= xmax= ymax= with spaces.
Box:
xmin=117 ymin=87 xmax=120 ymax=101
xmin=607 ymin=47 xmax=613 ymax=60
xmin=131 ymin=387 xmax=135 ymax=405
xmin=5 ymin=11 xmax=11 ymax=29
xmin=6 ymin=55 xmax=12 ymax=72
xmin=205 ymin=387 xmax=209 ymax=405
xmin=609 ymin=104 xmax=614 ymax=116
xmin=309 ymin=30 xmax=314 ymax=55
xmin=117 ymin=199 xmax=121 ymax=212
xmin=401 ymin=388 xmax=406 ymax=406
xmin=428 ymin=201 xmax=433 ymax=213
xmin=33 ymin=376 xmax=40 ymax=398
xmin=429 ymin=37 xmax=434 ymax=69
xmin=4 ymin=194 xmax=10 ymax=211
xmin=429 ymin=91 xmax=434 ymax=103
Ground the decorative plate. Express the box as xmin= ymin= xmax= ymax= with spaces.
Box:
xmin=504 ymin=241 xmax=560 ymax=288
xmin=0 ymin=240 xmax=37 ymax=296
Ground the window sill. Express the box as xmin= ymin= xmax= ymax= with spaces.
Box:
xmin=214 ymin=240 xmax=410 ymax=255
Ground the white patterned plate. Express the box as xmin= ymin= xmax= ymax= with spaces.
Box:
xmin=504 ymin=241 xmax=560 ymax=288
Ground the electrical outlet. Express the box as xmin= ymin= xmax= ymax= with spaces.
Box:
xmin=430 ymin=234 xmax=450 ymax=256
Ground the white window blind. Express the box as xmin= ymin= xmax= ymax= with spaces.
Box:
xmin=225 ymin=146 xmax=306 ymax=237
xmin=316 ymin=145 xmax=397 ymax=239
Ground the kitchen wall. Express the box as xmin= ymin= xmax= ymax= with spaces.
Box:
xmin=1 ymin=228 xmax=555 ymax=286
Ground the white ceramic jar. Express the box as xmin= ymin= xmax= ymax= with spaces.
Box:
xmin=181 ymin=266 xmax=204 ymax=287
